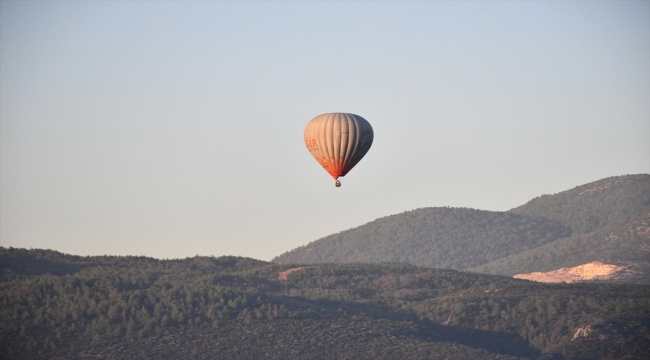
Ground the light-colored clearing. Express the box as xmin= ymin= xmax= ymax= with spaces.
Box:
xmin=572 ymin=326 xmax=592 ymax=341
xmin=514 ymin=262 xmax=625 ymax=283
xmin=278 ymin=267 xmax=312 ymax=281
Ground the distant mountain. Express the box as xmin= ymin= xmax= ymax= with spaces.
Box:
xmin=273 ymin=207 xmax=571 ymax=270
xmin=470 ymin=214 xmax=650 ymax=282
xmin=509 ymin=174 xmax=649 ymax=235
xmin=1 ymin=248 xmax=649 ymax=359
xmin=273 ymin=174 xmax=650 ymax=283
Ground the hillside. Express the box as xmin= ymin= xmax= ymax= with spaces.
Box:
xmin=469 ymin=213 xmax=650 ymax=282
xmin=2 ymin=248 xmax=649 ymax=359
xmin=273 ymin=208 xmax=571 ymax=270
xmin=509 ymin=174 xmax=650 ymax=235
xmin=273 ymin=174 xmax=650 ymax=281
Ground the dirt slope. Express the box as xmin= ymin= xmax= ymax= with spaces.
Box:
xmin=514 ymin=262 xmax=627 ymax=283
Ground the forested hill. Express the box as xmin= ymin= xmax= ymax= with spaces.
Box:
xmin=272 ymin=174 xmax=650 ymax=281
xmin=509 ymin=174 xmax=650 ymax=235
xmin=273 ymin=208 xmax=571 ymax=270
xmin=2 ymin=248 xmax=649 ymax=359
xmin=469 ymin=213 xmax=650 ymax=281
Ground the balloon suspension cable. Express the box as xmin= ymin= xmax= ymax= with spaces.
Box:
xmin=335 ymin=180 xmax=341 ymax=187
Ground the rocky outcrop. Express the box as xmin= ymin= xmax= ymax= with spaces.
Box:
xmin=571 ymin=325 xmax=592 ymax=341
xmin=514 ymin=262 xmax=626 ymax=283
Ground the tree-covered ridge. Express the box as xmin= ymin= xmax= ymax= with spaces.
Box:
xmin=2 ymin=248 xmax=649 ymax=359
xmin=0 ymin=247 xmax=268 ymax=277
xmin=469 ymin=213 xmax=650 ymax=280
xmin=509 ymin=174 xmax=650 ymax=235
xmin=272 ymin=174 xmax=650 ymax=281
xmin=273 ymin=208 xmax=571 ymax=270
xmin=291 ymin=264 xmax=650 ymax=358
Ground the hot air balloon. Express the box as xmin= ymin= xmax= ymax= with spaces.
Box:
xmin=304 ymin=113 xmax=374 ymax=187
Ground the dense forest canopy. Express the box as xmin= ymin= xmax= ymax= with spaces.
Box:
xmin=274 ymin=208 xmax=571 ymax=269
xmin=509 ymin=175 xmax=650 ymax=235
xmin=470 ymin=213 xmax=650 ymax=279
xmin=1 ymin=248 xmax=649 ymax=359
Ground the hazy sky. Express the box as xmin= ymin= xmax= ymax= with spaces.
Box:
xmin=1 ymin=1 xmax=648 ymax=261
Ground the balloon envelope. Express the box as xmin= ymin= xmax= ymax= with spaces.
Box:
xmin=304 ymin=113 xmax=374 ymax=180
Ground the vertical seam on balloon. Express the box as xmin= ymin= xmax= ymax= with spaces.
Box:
xmin=320 ymin=115 xmax=329 ymax=172
xmin=325 ymin=114 xmax=335 ymax=175
xmin=336 ymin=113 xmax=344 ymax=175
xmin=339 ymin=114 xmax=347 ymax=172
xmin=342 ymin=114 xmax=354 ymax=174
xmin=352 ymin=117 xmax=371 ymax=174
xmin=352 ymin=115 xmax=362 ymax=174
xmin=333 ymin=114 xmax=340 ymax=174
xmin=348 ymin=116 xmax=362 ymax=176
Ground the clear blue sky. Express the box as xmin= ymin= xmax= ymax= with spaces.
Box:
xmin=1 ymin=1 xmax=648 ymax=260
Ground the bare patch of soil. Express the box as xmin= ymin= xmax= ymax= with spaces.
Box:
xmin=278 ymin=266 xmax=312 ymax=281
xmin=514 ymin=262 xmax=626 ymax=283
